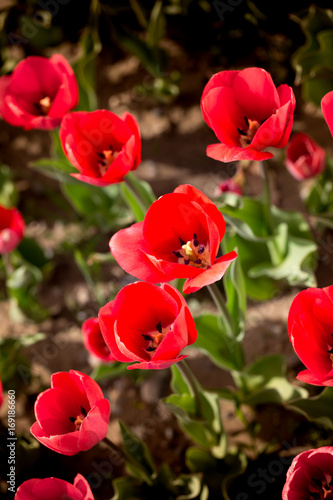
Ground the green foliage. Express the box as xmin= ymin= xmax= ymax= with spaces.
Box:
xmin=0 ymin=164 xmax=18 ymax=207
xmin=306 ymin=155 xmax=333 ymax=229
xmin=233 ymin=355 xmax=308 ymax=406
xmin=0 ymin=333 xmax=45 ymax=390
xmin=164 ymin=364 xmax=227 ymax=458
xmin=90 ymin=361 xmax=128 ymax=381
xmin=194 ymin=313 xmax=245 ymax=371
xmin=291 ymin=6 xmax=333 ymax=106
xmin=287 ymin=387 xmax=333 ymax=430
xmin=218 ymin=194 xmax=317 ymax=300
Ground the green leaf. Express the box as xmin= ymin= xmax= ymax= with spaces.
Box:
xmin=90 ymin=361 xmax=128 ymax=381
xmin=119 ymin=421 xmax=156 ymax=485
xmin=111 ymin=476 xmax=142 ymax=500
xmin=0 ymin=164 xmax=18 ymax=207
xmin=17 ymin=238 xmax=49 ymax=269
xmin=165 ymin=365 xmax=227 ymax=458
xmin=126 ymin=172 xmax=156 ymax=206
xmin=287 ymin=387 xmax=333 ymax=430
xmin=120 ymin=182 xmax=147 ymax=222
xmin=222 ymin=234 xmax=247 ymax=340
xmin=233 ymin=355 xmax=308 ymax=406
xmin=147 ymin=0 xmax=166 ymax=47
xmin=194 ymin=313 xmax=245 ymax=371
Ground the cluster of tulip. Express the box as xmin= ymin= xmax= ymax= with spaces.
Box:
xmin=1 ymin=54 xmax=333 ymax=499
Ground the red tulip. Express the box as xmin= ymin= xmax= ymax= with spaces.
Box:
xmin=288 ymin=285 xmax=333 ymax=386
xmin=285 ymin=133 xmax=326 ymax=180
xmin=201 ymin=67 xmax=296 ymax=162
xmin=82 ymin=317 xmax=115 ymax=362
xmin=30 ymin=370 xmax=110 ymax=455
xmin=215 ymin=178 xmax=242 ymax=196
xmin=322 ymin=90 xmax=333 ymax=137
xmin=59 ymin=110 xmax=141 ymax=186
xmin=15 ymin=473 xmax=94 ymax=500
xmin=110 ymin=184 xmax=237 ymax=294
xmin=282 ymin=447 xmax=333 ymax=499
xmin=0 ymin=205 xmax=25 ymax=254
xmin=0 ymin=55 xmax=78 ymax=130
xmin=99 ymin=282 xmax=197 ymax=370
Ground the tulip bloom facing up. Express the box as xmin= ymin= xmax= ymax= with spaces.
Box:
xmin=201 ymin=67 xmax=296 ymax=163
xmin=110 ymin=184 xmax=237 ymax=294
xmin=0 ymin=205 xmax=25 ymax=254
xmin=282 ymin=447 xmax=333 ymax=499
xmin=82 ymin=317 xmax=115 ymax=362
xmin=15 ymin=474 xmax=94 ymax=500
xmin=30 ymin=370 xmax=110 ymax=455
xmin=0 ymin=55 xmax=78 ymax=130
xmin=99 ymin=282 xmax=197 ymax=370
xmin=285 ymin=132 xmax=326 ymax=180
xmin=60 ymin=110 xmax=141 ymax=186
xmin=288 ymin=285 xmax=333 ymax=386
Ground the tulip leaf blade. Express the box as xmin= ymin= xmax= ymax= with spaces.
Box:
xmin=119 ymin=420 xmax=156 ymax=485
xmin=287 ymin=387 xmax=333 ymax=430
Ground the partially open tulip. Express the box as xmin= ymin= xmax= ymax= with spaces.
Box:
xmin=285 ymin=133 xmax=326 ymax=180
xmin=110 ymin=184 xmax=237 ymax=294
xmin=15 ymin=473 xmax=94 ymax=500
xmin=30 ymin=370 xmax=110 ymax=455
xmin=82 ymin=317 xmax=115 ymax=362
xmin=201 ymin=67 xmax=296 ymax=162
xmin=99 ymin=282 xmax=197 ymax=370
xmin=288 ymin=285 xmax=333 ymax=386
xmin=282 ymin=447 xmax=333 ymax=499
xmin=0 ymin=55 xmax=78 ymax=130
xmin=0 ymin=205 xmax=25 ymax=254
xmin=59 ymin=110 xmax=141 ymax=186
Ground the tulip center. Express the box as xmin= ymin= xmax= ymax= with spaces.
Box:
xmin=69 ymin=406 xmax=88 ymax=431
xmin=142 ymin=321 xmax=170 ymax=356
xmin=173 ymin=233 xmax=210 ymax=268
xmin=238 ymin=116 xmax=261 ymax=148
xmin=309 ymin=476 xmax=333 ymax=499
xmin=96 ymin=148 xmax=118 ymax=177
xmin=35 ymin=96 xmax=52 ymax=115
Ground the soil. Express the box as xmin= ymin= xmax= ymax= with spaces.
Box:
xmin=1 ymin=44 xmax=333 ymax=499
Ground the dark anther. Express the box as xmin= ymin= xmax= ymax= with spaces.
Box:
xmin=156 ymin=321 xmax=162 ymax=333
xmin=173 ymin=251 xmax=182 ymax=258
xmin=330 ymin=477 xmax=333 ymax=487
xmin=245 ymin=139 xmax=251 ymax=145
xmin=193 ymin=233 xmax=197 ymax=240
xmin=193 ymin=233 xmax=199 ymax=246
xmin=328 ymin=347 xmax=333 ymax=354
xmin=244 ymin=116 xmax=249 ymax=127
xmin=81 ymin=406 xmax=87 ymax=417
xmin=198 ymin=246 xmax=205 ymax=254
xmin=179 ymin=237 xmax=186 ymax=246
xmin=97 ymin=152 xmax=105 ymax=159
xmin=238 ymin=128 xmax=247 ymax=136
xmin=146 ymin=346 xmax=157 ymax=352
xmin=69 ymin=417 xmax=76 ymax=423
xmin=142 ymin=334 xmax=153 ymax=341
xmin=195 ymin=259 xmax=201 ymax=264
xmin=184 ymin=259 xmax=190 ymax=265
xmin=312 ymin=478 xmax=322 ymax=488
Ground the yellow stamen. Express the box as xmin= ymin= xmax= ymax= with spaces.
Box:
xmin=182 ymin=241 xmax=196 ymax=259
xmin=39 ymin=96 xmax=51 ymax=115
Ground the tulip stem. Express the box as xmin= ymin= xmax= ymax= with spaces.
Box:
xmin=2 ymin=253 xmax=14 ymax=278
xmin=178 ymin=360 xmax=203 ymax=415
xmin=102 ymin=436 xmax=126 ymax=461
xmin=260 ymin=161 xmax=282 ymax=266
xmin=207 ymin=283 xmax=234 ymax=338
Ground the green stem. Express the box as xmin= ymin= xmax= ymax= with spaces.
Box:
xmin=207 ymin=283 xmax=234 ymax=338
xmin=260 ymin=161 xmax=281 ymax=266
xmin=260 ymin=160 xmax=274 ymax=234
xmin=177 ymin=360 xmax=203 ymax=416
